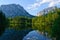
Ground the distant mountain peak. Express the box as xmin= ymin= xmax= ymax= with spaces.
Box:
xmin=0 ymin=4 xmax=33 ymax=18
xmin=37 ymin=6 xmax=57 ymax=16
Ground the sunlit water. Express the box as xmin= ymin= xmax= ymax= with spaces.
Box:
xmin=23 ymin=30 xmax=50 ymax=40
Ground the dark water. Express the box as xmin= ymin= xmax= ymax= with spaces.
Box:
xmin=0 ymin=29 xmax=50 ymax=40
xmin=0 ymin=29 xmax=32 ymax=40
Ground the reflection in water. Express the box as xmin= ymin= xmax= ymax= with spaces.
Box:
xmin=0 ymin=29 xmax=32 ymax=40
xmin=23 ymin=30 xmax=50 ymax=40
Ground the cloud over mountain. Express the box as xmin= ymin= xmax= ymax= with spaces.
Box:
xmin=27 ymin=0 xmax=60 ymax=10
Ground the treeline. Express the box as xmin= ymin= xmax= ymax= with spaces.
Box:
xmin=32 ymin=8 xmax=60 ymax=40
xmin=32 ymin=8 xmax=59 ymax=35
xmin=0 ymin=11 xmax=32 ymax=36
xmin=0 ymin=11 xmax=9 ymax=36
xmin=8 ymin=16 xmax=32 ymax=30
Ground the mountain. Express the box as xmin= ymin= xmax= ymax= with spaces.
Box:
xmin=0 ymin=4 xmax=33 ymax=18
xmin=37 ymin=6 xmax=56 ymax=16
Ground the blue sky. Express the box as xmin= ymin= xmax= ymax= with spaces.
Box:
xmin=0 ymin=0 xmax=60 ymax=16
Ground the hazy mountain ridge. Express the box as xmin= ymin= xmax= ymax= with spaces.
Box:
xmin=0 ymin=4 xmax=33 ymax=18
xmin=37 ymin=6 xmax=57 ymax=16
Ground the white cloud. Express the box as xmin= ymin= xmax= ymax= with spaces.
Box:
xmin=27 ymin=0 xmax=60 ymax=10
xmin=27 ymin=2 xmax=40 ymax=10
xmin=48 ymin=0 xmax=60 ymax=7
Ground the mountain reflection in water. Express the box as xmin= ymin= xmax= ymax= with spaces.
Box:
xmin=23 ymin=30 xmax=50 ymax=40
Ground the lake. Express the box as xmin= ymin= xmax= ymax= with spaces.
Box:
xmin=23 ymin=30 xmax=51 ymax=40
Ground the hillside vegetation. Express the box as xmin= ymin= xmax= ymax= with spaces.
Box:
xmin=32 ymin=7 xmax=60 ymax=40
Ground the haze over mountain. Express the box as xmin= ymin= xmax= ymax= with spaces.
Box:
xmin=0 ymin=4 xmax=34 ymax=18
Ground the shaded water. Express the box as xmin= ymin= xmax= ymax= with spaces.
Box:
xmin=0 ymin=29 xmax=50 ymax=40
xmin=0 ymin=29 xmax=32 ymax=40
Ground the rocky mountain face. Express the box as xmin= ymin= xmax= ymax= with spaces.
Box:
xmin=0 ymin=4 xmax=33 ymax=18
xmin=37 ymin=6 xmax=56 ymax=16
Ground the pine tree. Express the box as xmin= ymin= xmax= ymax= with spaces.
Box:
xmin=0 ymin=11 xmax=8 ymax=36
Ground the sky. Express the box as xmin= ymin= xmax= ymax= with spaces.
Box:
xmin=0 ymin=0 xmax=60 ymax=16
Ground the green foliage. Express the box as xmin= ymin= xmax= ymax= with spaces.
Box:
xmin=8 ymin=16 xmax=32 ymax=30
xmin=51 ymin=8 xmax=60 ymax=40
xmin=0 ymin=11 xmax=9 ymax=36
xmin=32 ymin=7 xmax=60 ymax=38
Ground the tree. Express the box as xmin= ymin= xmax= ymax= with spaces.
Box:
xmin=9 ymin=16 xmax=32 ymax=30
xmin=0 ymin=11 xmax=9 ymax=36
xmin=51 ymin=8 xmax=60 ymax=40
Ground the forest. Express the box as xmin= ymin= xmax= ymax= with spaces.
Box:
xmin=32 ymin=7 xmax=60 ymax=40
xmin=0 ymin=7 xmax=60 ymax=40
